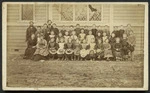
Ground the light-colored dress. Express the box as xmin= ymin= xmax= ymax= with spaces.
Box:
xmin=57 ymin=43 xmax=65 ymax=54
xmin=79 ymin=33 xmax=86 ymax=41
xmin=34 ymin=39 xmax=49 ymax=56
xmin=86 ymin=35 xmax=95 ymax=44
xmin=102 ymin=36 xmax=108 ymax=43
xmin=64 ymin=35 xmax=70 ymax=43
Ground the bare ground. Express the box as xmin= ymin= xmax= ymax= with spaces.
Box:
xmin=7 ymin=54 xmax=144 ymax=88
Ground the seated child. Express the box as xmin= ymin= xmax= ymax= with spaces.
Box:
xmin=79 ymin=29 xmax=86 ymax=43
xmin=113 ymin=37 xmax=123 ymax=61
xmin=48 ymin=31 xmax=56 ymax=42
xmin=103 ymin=39 xmax=113 ymax=61
xmin=73 ymin=39 xmax=81 ymax=61
xmin=64 ymin=37 xmax=74 ymax=60
xmin=80 ymin=39 xmax=89 ymax=61
xmin=48 ymin=37 xmax=58 ymax=60
xmin=56 ymin=32 xmax=64 ymax=43
xmin=57 ymin=37 xmax=65 ymax=60
xmin=70 ymin=31 xmax=78 ymax=45
xmin=86 ymin=30 xmax=95 ymax=44
xmin=87 ymin=38 xmax=96 ymax=61
xmin=121 ymin=33 xmax=130 ymax=60
xmin=64 ymin=31 xmax=70 ymax=43
xmin=102 ymin=32 xmax=108 ymax=44
xmin=127 ymin=31 xmax=136 ymax=61
xmin=96 ymin=39 xmax=104 ymax=60
xmin=91 ymin=24 xmax=98 ymax=36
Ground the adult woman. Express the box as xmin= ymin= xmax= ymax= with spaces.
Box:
xmin=23 ymin=34 xmax=37 ymax=59
xmin=33 ymin=35 xmax=49 ymax=61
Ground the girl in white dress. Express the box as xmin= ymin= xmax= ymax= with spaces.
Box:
xmin=86 ymin=30 xmax=95 ymax=44
xmin=102 ymin=32 xmax=108 ymax=44
xmin=57 ymin=37 xmax=65 ymax=60
xmin=79 ymin=29 xmax=86 ymax=43
xmin=64 ymin=31 xmax=70 ymax=43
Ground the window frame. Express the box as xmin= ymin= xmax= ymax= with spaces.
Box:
xmin=19 ymin=4 xmax=35 ymax=22
xmin=59 ymin=4 xmax=103 ymax=22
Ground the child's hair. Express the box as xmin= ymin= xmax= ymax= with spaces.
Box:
xmin=70 ymin=25 xmax=74 ymax=28
xmin=47 ymin=20 xmax=52 ymax=23
xmin=76 ymin=24 xmax=80 ymax=26
xmin=37 ymin=26 xmax=41 ymax=28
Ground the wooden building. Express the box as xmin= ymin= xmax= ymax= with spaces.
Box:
xmin=6 ymin=3 xmax=145 ymax=55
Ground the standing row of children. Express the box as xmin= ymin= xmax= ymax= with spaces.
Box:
xmin=23 ymin=20 xmax=136 ymax=61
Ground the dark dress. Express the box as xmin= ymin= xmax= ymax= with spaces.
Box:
xmin=64 ymin=43 xmax=74 ymax=59
xmin=42 ymin=28 xmax=50 ymax=41
xmin=24 ymin=38 xmax=37 ymax=59
xmin=48 ymin=41 xmax=59 ymax=59
xmin=109 ymin=37 xmax=116 ymax=58
xmin=96 ymin=43 xmax=104 ymax=59
xmin=121 ymin=38 xmax=129 ymax=56
xmin=84 ymin=29 xmax=89 ymax=35
xmin=113 ymin=42 xmax=122 ymax=58
xmin=119 ymin=29 xmax=125 ymax=38
xmin=60 ymin=30 xmax=66 ymax=36
xmin=91 ymin=28 xmax=98 ymax=36
xmin=52 ymin=28 xmax=59 ymax=36
xmin=26 ymin=25 xmax=37 ymax=41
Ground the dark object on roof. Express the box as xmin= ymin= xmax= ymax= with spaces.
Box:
xmin=89 ymin=4 xmax=97 ymax=12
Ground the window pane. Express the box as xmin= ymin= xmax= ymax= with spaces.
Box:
xmin=61 ymin=4 xmax=73 ymax=21
xmin=22 ymin=4 xmax=33 ymax=20
xmin=75 ymin=5 xmax=87 ymax=21
xmin=89 ymin=4 xmax=102 ymax=21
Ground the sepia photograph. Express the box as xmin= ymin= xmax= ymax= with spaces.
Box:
xmin=2 ymin=2 xmax=148 ymax=90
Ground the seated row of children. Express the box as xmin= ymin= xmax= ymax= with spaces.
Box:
xmin=24 ymin=21 xmax=136 ymax=61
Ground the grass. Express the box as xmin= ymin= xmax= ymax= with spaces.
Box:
xmin=6 ymin=54 xmax=144 ymax=88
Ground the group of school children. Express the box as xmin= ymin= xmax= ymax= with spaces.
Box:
xmin=23 ymin=20 xmax=136 ymax=61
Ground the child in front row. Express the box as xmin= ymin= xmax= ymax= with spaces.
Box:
xmin=48 ymin=37 xmax=58 ymax=60
xmin=57 ymin=38 xmax=65 ymax=60
xmin=80 ymin=39 xmax=88 ymax=61
xmin=64 ymin=38 xmax=74 ymax=60
xmin=103 ymin=39 xmax=113 ymax=61
xmin=96 ymin=39 xmax=104 ymax=60
xmin=113 ymin=37 xmax=122 ymax=61
xmin=87 ymin=38 xmax=96 ymax=61
xmin=73 ymin=39 xmax=81 ymax=61
xmin=64 ymin=31 xmax=70 ymax=43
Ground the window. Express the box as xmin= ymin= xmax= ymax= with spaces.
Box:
xmin=61 ymin=4 xmax=73 ymax=21
xmin=59 ymin=4 xmax=102 ymax=22
xmin=21 ymin=4 xmax=34 ymax=21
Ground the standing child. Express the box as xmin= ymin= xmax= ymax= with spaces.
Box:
xmin=113 ymin=37 xmax=123 ymax=61
xmin=102 ymin=32 xmax=108 ymax=44
xmin=64 ymin=38 xmax=74 ymax=60
xmin=103 ymin=39 xmax=113 ymax=61
xmin=52 ymin=23 xmax=59 ymax=36
xmin=56 ymin=32 xmax=64 ymax=43
xmin=48 ymin=31 xmax=56 ymax=42
xmin=73 ymin=39 xmax=81 ymax=61
xmin=57 ymin=38 xmax=65 ymax=60
xmin=80 ymin=39 xmax=88 ymax=61
xmin=64 ymin=31 xmax=70 ymax=44
xmin=96 ymin=31 xmax=102 ymax=43
xmin=121 ymin=33 xmax=129 ymax=60
xmin=60 ymin=25 xmax=66 ymax=36
xmin=79 ymin=29 xmax=86 ymax=43
xmin=86 ymin=30 xmax=95 ymax=44
xmin=118 ymin=25 xmax=125 ymax=38
xmin=74 ymin=24 xmax=81 ymax=36
xmin=70 ymin=31 xmax=78 ymax=45
xmin=109 ymin=33 xmax=116 ymax=60
xmin=35 ymin=26 xmax=42 ymax=42
xmin=91 ymin=24 xmax=98 ymax=36
xmin=96 ymin=39 xmax=104 ymax=60
xmin=42 ymin=23 xmax=49 ymax=41
xmin=127 ymin=31 xmax=136 ymax=61
xmin=87 ymin=38 xmax=96 ymax=61
xmin=48 ymin=37 xmax=58 ymax=60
